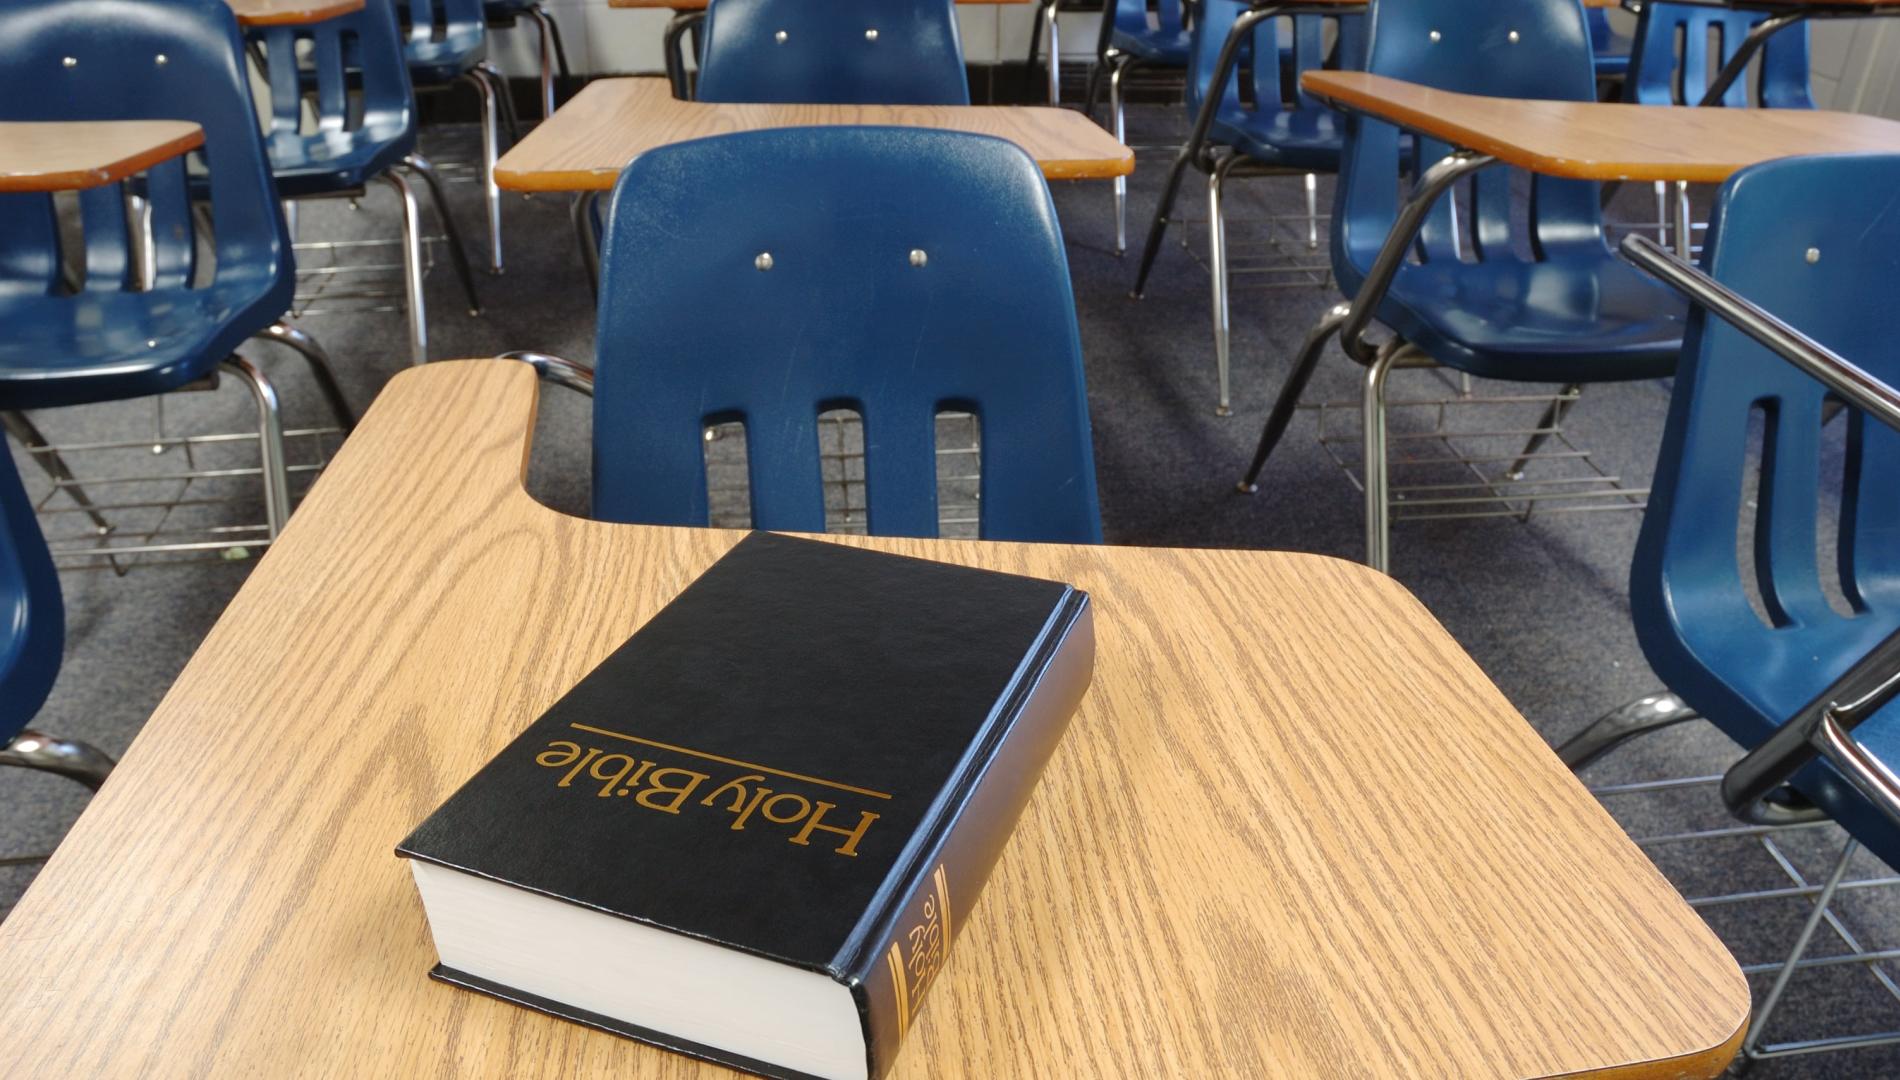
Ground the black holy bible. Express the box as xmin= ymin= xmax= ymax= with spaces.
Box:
xmin=397 ymin=532 xmax=1093 ymax=1080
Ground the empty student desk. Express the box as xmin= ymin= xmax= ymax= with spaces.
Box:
xmin=224 ymin=0 xmax=364 ymax=24
xmin=0 ymin=360 xmax=1748 ymax=1077
xmin=0 ymin=120 xmax=203 ymax=192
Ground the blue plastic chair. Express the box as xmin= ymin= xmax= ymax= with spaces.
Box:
xmin=1239 ymin=0 xmax=1686 ymax=569
xmin=695 ymin=0 xmax=970 ymax=105
xmin=254 ymin=0 xmax=482 ymax=365
xmin=1087 ymin=0 xmax=1194 ymax=257
xmin=482 ymin=0 xmax=569 ymax=118
xmin=591 ymin=127 xmax=1101 ymax=543
xmin=1624 ymin=1 xmax=1814 ymax=251
xmin=1190 ymin=0 xmax=1366 ymax=414
xmin=1564 ymin=153 xmax=1900 ymax=1063
xmin=0 ymin=0 xmax=347 ymax=540
xmin=1587 ymin=8 xmax=1631 ymax=81
xmin=0 ymin=448 xmax=113 ymax=792
xmin=392 ymin=0 xmax=511 ymax=272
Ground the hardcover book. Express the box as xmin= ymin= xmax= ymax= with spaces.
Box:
xmin=397 ymin=532 xmax=1094 ymax=1080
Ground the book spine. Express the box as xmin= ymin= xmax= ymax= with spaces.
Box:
xmin=850 ymin=591 xmax=1095 ymax=1080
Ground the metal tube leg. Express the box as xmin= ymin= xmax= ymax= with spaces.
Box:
xmin=663 ymin=12 xmax=700 ymax=100
xmin=126 ymin=193 xmax=156 ymax=290
xmin=1653 ymin=180 xmax=1669 ymax=246
xmin=1672 ymin=181 xmax=1693 ymax=261
xmin=1044 ymin=0 xmax=1061 ymax=104
xmin=465 ymin=71 xmax=504 ymax=274
xmin=544 ymin=3 xmax=572 ymax=84
xmin=1239 ymin=303 xmax=1351 ymax=491
xmin=1110 ymin=55 xmax=1128 ymax=256
xmin=381 ymin=170 xmax=429 ymax=367
xmin=256 ymin=321 xmax=356 ymax=430
xmin=526 ymin=5 xmax=558 ymax=119
xmin=1504 ymin=383 xmax=1581 ymax=480
xmin=404 ymin=154 xmax=482 ymax=318
xmin=1554 ymin=691 xmax=1697 ymax=771
xmin=0 ymin=729 xmax=115 ymax=792
xmin=572 ymin=190 xmax=602 ymax=297
xmin=1744 ymin=836 xmax=1861 ymax=1061
xmin=222 ymin=354 xmax=290 ymax=538
xmin=1208 ymin=157 xmax=1235 ymax=416
xmin=2 ymin=411 xmax=113 ymax=535
xmin=1362 ymin=342 xmax=1401 ymax=572
xmin=1304 ymin=172 xmax=1319 ymax=251
xmin=484 ymin=63 xmax=522 ymax=146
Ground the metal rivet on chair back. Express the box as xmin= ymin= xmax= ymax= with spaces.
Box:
xmin=1626 ymin=1 xmax=1813 ymax=108
xmin=0 ymin=450 xmax=62 ymax=741
xmin=1335 ymin=0 xmax=1601 ymax=292
xmin=592 ymin=126 xmax=1101 ymax=543
xmin=696 ymin=0 xmax=970 ymax=104
xmin=1633 ymin=152 xmax=1900 ymax=864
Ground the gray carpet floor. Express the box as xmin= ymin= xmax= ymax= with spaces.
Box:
xmin=6 ymin=106 xmax=1899 ymax=1075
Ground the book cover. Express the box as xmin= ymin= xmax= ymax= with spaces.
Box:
xmin=397 ymin=531 xmax=1094 ymax=1079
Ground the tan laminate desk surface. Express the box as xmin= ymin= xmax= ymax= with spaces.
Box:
xmin=0 ymin=120 xmax=204 ymax=193
xmin=1304 ymin=70 xmax=1900 ymax=183
xmin=225 ymin=0 xmax=364 ymax=25
xmin=0 ymin=361 xmax=1748 ymax=1078
xmin=494 ymin=77 xmax=1134 ymax=189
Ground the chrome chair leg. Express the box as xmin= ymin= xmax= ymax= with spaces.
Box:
xmin=2 ymin=411 xmax=113 ymax=536
xmin=380 ymin=169 xmax=429 ymax=367
xmin=1672 ymin=180 xmax=1693 ymax=260
xmin=1208 ymin=154 xmax=1239 ymax=417
xmin=1555 ymin=691 xmax=1698 ymax=771
xmin=1043 ymin=0 xmax=1062 ymax=104
xmin=1653 ymin=180 xmax=1669 ymax=246
xmin=1238 ymin=302 xmax=1352 ymax=492
xmin=1109 ymin=54 xmax=1129 ymax=256
xmin=464 ymin=69 xmax=505 ymax=274
xmin=222 ymin=354 xmax=290 ymax=537
xmin=479 ymin=61 xmax=521 ymax=146
xmin=524 ymin=4 xmax=559 ymax=118
xmin=1362 ymin=340 xmax=1405 ymax=573
xmin=254 ymin=321 xmax=356 ymax=430
xmin=0 ymin=729 xmax=115 ymax=792
xmin=404 ymin=154 xmax=482 ymax=318
xmin=1303 ymin=172 xmax=1319 ymax=251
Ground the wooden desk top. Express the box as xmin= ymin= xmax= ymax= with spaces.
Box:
xmin=0 ymin=120 xmax=203 ymax=194
xmin=495 ymin=77 xmax=1133 ymax=189
xmin=0 ymin=360 xmax=1746 ymax=1079
xmin=1305 ymin=71 xmax=1900 ymax=183
xmin=226 ymin=0 xmax=365 ymax=25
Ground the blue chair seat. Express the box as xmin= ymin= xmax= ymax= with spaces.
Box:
xmin=0 ymin=280 xmax=280 ymax=410
xmin=1111 ymin=26 xmax=1191 ymax=64
xmin=1226 ymin=107 xmax=1348 ymax=171
xmin=265 ymin=121 xmax=416 ymax=196
xmin=404 ymin=26 xmax=485 ymax=84
xmin=1363 ymin=255 xmax=1685 ymax=382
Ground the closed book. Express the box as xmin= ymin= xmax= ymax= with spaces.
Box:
xmin=397 ymin=532 xmax=1093 ymax=1080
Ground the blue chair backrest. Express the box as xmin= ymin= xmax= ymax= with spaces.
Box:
xmin=1334 ymin=0 xmax=1603 ymax=291
xmin=1586 ymin=6 xmax=1614 ymax=50
xmin=1633 ymin=153 xmax=1900 ymax=856
xmin=394 ymin=0 xmax=487 ymax=51
xmin=1114 ymin=0 xmax=1187 ymax=43
xmin=593 ymin=127 xmax=1101 ymax=543
xmin=696 ymin=0 xmax=969 ymax=105
xmin=0 ymin=0 xmax=290 ymax=314
xmin=1186 ymin=1 xmax=1365 ymax=123
xmin=0 ymin=449 xmax=61 ymax=742
xmin=1626 ymin=1 xmax=1812 ymax=108
xmin=252 ymin=0 xmax=418 ymax=168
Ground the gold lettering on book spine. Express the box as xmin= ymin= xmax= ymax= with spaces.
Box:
xmin=885 ymin=864 xmax=953 ymax=1040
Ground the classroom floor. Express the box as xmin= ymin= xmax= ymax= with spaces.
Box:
xmin=6 ymin=108 xmax=1899 ymax=1075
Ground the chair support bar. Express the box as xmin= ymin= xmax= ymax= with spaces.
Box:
xmin=497 ymin=351 xmax=594 ymax=396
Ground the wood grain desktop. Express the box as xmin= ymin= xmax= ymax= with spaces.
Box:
xmin=494 ymin=77 xmax=1134 ymax=190
xmin=0 ymin=120 xmax=204 ymax=193
xmin=224 ymin=0 xmax=364 ymax=25
xmin=0 ymin=361 xmax=1747 ymax=1078
xmin=1303 ymin=71 xmax=1900 ymax=183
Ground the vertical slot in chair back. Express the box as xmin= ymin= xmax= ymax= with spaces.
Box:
xmin=696 ymin=0 xmax=969 ymax=104
xmin=592 ymin=127 xmax=1100 ymax=543
xmin=1337 ymin=0 xmax=1601 ymax=289
xmin=1188 ymin=0 xmax=1365 ymax=124
xmin=1634 ymin=153 xmax=1900 ymax=862
xmin=0 ymin=0 xmax=292 ymax=404
xmin=1114 ymin=0 xmax=1187 ymax=47
xmin=0 ymin=449 xmax=62 ymax=739
xmin=1626 ymin=1 xmax=1813 ymax=108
